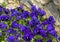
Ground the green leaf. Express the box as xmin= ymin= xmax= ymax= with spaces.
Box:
xmin=34 ymin=35 xmax=43 ymax=39
xmin=52 ymin=38 xmax=57 ymax=42
xmin=31 ymin=39 xmax=35 ymax=42
xmin=19 ymin=20 xmax=24 ymax=24
xmin=2 ymin=2 xmax=7 ymax=7
xmin=44 ymin=25 xmax=47 ymax=30
xmin=0 ymin=36 xmax=5 ymax=41
xmin=12 ymin=16 xmax=16 ymax=21
xmin=25 ymin=16 xmax=31 ymax=21
xmin=38 ymin=16 xmax=45 ymax=21
xmin=40 ymin=17 xmax=45 ymax=21
xmin=19 ymin=19 xmax=27 ymax=25
xmin=1 ymin=41 xmax=6 ymax=42
xmin=20 ymin=38 xmax=24 ymax=42
xmin=42 ymin=38 xmax=47 ymax=42
xmin=38 ymin=15 xmax=40 ymax=20
xmin=7 ymin=20 xmax=12 ymax=27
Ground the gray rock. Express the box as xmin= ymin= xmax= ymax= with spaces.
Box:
xmin=43 ymin=2 xmax=60 ymax=25
xmin=53 ymin=0 xmax=60 ymax=5
xmin=38 ymin=0 xmax=50 ymax=5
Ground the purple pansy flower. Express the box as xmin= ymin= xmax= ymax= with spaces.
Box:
xmin=31 ymin=5 xmax=37 ymax=11
xmin=15 ymin=33 xmax=21 ymax=39
xmin=0 ymin=32 xmax=2 ymax=36
xmin=37 ymin=24 xmax=44 ymax=29
xmin=38 ymin=8 xmax=46 ymax=16
xmin=47 ymin=39 xmax=52 ymax=42
xmin=11 ymin=10 xmax=20 ymax=17
xmin=10 ymin=9 xmax=16 ymax=13
xmin=36 ymin=39 xmax=42 ymax=42
xmin=47 ymin=24 xmax=55 ymax=31
xmin=49 ymin=29 xmax=57 ymax=37
xmin=7 ymin=35 xmax=15 ymax=42
xmin=18 ymin=5 xmax=23 ymax=10
xmin=3 ymin=8 xmax=10 ymax=14
xmin=21 ymin=11 xmax=30 ymax=18
xmin=11 ymin=20 xmax=19 ymax=28
xmin=47 ymin=16 xmax=55 ymax=25
xmin=0 ymin=6 xmax=3 ymax=12
xmin=58 ymin=37 xmax=60 ymax=41
xmin=23 ymin=33 xmax=34 ymax=41
xmin=7 ymin=28 xmax=18 ymax=35
xmin=0 ymin=15 xmax=11 ymax=21
xmin=40 ymin=30 xmax=47 ymax=37
xmin=33 ymin=28 xmax=40 ymax=35
xmin=18 ymin=24 xmax=26 ymax=31
xmin=0 ymin=22 xmax=7 ymax=29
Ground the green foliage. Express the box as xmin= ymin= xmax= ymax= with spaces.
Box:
xmin=25 ymin=16 xmax=32 ymax=21
xmin=31 ymin=39 xmax=35 ymax=42
xmin=34 ymin=35 xmax=43 ymax=39
xmin=20 ymin=38 xmax=24 ymax=42
xmin=7 ymin=20 xmax=12 ymax=27
xmin=52 ymin=38 xmax=57 ymax=42
xmin=42 ymin=38 xmax=47 ymax=42
xmin=0 ymin=36 xmax=5 ymax=42
xmin=19 ymin=19 xmax=27 ymax=26
xmin=44 ymin=25 xmax=47 ymax=30
xmin=12 ymin=16 xmax=16 ymax=21
xmin=1 ymin=2 xmax=7 ymax=7
xmin=31 ymin=35 xmax=43 ymax=42
xmin=0 ymin=31 xmax=7 ymax=42
xmin=38 ymin=15 xmax=45 ymax=21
